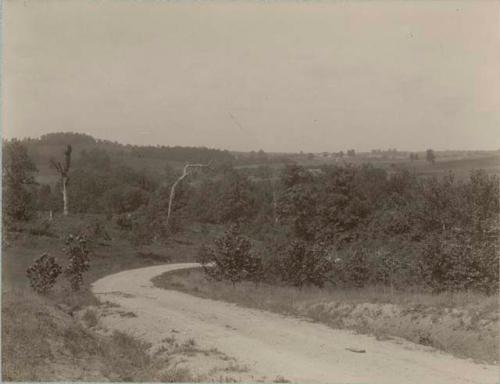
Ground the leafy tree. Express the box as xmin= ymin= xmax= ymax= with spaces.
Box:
xmin=2 ymin=140 xmax=38 ymax=222
xmin=218 ymin=171 xmax=256 ymax=223
xmin=257 ymin=149 xmax=268 ymax=163
xmin=276 ymin=164 xmax=317 ymax=239
xmin=278 ymin=240 xmax=332 ymax=288
xmin=426 ymin=149 xmax=436 ymax=164
xmin=315 ymin=165 xmax=376 ymax=244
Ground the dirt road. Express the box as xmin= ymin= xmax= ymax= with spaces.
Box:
xmin=91 ymin=263 xmax=498 ymax=384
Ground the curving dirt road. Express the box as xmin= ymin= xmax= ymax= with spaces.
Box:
xmin=91 ymin=263 xmax=498 ymax=384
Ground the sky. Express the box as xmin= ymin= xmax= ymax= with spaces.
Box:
xmin=3 ymin=0 xmax=500 ymax=152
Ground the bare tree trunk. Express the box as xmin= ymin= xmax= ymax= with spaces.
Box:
xmin=166 ymin=173 xmax=187 ymax=228
xmin=272 ymin=183 xmax=279 ymax=225
xmin=62 ymin=176 xmax=69 ymax=216
xmin=166 ymin=162 xmax=211 ymax=229
xmin=51 ymin=145 xmax=72 ymax=217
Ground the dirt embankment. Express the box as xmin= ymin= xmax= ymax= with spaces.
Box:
xmin=301 ymin=301 xmax=498 ymax=363
xmin=154 ymin=266 xmax=499 ymax=364
xmin=91 ymin=263 xmax=498 ymax=384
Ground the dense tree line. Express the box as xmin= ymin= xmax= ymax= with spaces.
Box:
xmin=20 ymin=132 xmax=236 ymax=166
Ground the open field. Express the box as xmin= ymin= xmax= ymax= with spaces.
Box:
xmin=153 ymin=267 xmax=499 ymax=364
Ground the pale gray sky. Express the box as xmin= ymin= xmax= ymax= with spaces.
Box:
xmin=3 ymin=0 xmax=500 ymax=152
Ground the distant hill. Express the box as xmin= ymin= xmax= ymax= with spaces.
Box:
xmin=14 ymin=132 xmax=236 ymax=183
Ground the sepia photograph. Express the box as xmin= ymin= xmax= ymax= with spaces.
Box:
xmin=1 ymin=0 xmax=499 ymax=383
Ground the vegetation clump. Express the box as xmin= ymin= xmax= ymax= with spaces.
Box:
xmin=199 ymin=224 xmax=263 ymax=286
xmin=278 ymin=240 xmax=332 ymax=288
xmin=64 ymin=234 xmax=90 ymax=291
xmin=26 ymin=254 xmax=62 ymax=294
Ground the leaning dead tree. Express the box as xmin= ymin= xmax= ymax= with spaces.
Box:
xmin=166 ymin=162 xmax=211 ymax=228
xmin=50 ymin=145 xmax=72 ymax=216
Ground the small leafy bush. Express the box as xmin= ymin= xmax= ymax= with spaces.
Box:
xmin=64 ymin=234 xmax=90 ymax=291
xmin=198 ymin=224 xmax=263 ymax=286
xmin=26 ymin=254 xmax=62 ymax=294
xmin=116 ymin=213 xmax=133 ymax=230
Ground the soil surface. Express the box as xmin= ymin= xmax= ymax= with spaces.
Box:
xmin=91 ymin=263 xmax=498 ymax=384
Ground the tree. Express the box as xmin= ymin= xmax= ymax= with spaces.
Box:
xmin=278 ymin=240 xmax=332 ymax=288
xmin=217 ymin=170 xmax=256 ymax=223
xmin=342 ymin=248 xmax=370 ymax=288
xmin=347 ymin=149 xmax=356 ymax=157
xmin=199 ymin=224 xmax=261 ymax=286
xmin=426 ymin=149 xmax=436 ymax=164
xmin=277 ymin=165 xmax=317 ymax=240
xmin=257 ymin=149 xmax=268 ymax=163
xmin=50 ymin=145 xmax=72 ymax=216
xmin=2 ymin=140 xmax=38 ymax=222
xmin=166 ymin=162 xmax=211 ymax=229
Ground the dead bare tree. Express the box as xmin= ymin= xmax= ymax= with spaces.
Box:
xmin=50 ymin=145 xmax=72 ymax=216
xmin=166 ymin=162 xmax=212 ymax=228
xmin=272 ymin=182 xmax=279 ymax=225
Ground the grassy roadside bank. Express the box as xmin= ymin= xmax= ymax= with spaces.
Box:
xmin=153 ymin=267 xmax=499 ymax=364
xmin=2 ymin=217 xmax=219 ymax=381
xmin=2 ymin=289 xmax=198 ymax=382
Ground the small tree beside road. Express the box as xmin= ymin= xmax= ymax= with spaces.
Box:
xmin=199 ymin=224 xmax=263 ymax=286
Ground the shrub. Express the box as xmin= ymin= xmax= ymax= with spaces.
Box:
xmin=116 ymin=213 xmax=133 ymax=230
xmin=198 ymin=224 xmax=262 ymax=286
xmin=26 ymin=254 xmax=62 ymax=294
xmin=64 ymin=234 xmax=90 ymax=291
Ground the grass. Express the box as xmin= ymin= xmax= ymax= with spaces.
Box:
xmin=82 ymin=308 xmax=99 ymax=327
xmin=2 ymin=288 xmax=173 ymax=381
xmin=153 ymin=268 xmax=499 ymax=364
xmin=2 ymin=213 xmax=220 ymax=381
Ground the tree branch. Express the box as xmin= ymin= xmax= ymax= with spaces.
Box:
xmin=166 ymin=161 xmax=212 ymax=229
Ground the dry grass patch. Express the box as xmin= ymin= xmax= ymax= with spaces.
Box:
xmin=1 ymin=288 xmax=201 ymax=382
